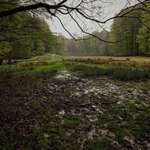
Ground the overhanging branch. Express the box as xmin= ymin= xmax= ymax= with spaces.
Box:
xmin=0 ymin=0 xmax=149 ymax=43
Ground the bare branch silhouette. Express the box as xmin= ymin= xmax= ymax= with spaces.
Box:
xmin=0 ymin=0 xmax=149 ymax=42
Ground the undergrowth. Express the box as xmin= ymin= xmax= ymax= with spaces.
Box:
xmin=65 ymin=62 xmax=150 ymax=80
xmin=0 ymin=56 xmax=150 ymax=81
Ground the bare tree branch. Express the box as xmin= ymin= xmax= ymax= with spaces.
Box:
xmin=0 ymin=0 xmax=149 ymax=42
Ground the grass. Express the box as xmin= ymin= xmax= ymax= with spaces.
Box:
xmin=63 ymin=116 xmax=81 ymax=127
xmin=0 ymin=54 xmax=150 ymax=80
xmin=0 ymin=54 xmax=65 ymax=78
xmin=66 ymin=56 xmax=150 ymax=64
xmin=0 ymin=62 xmax=65 ymax=78
xmin=65 ymin=62 xmax=150 ymax=80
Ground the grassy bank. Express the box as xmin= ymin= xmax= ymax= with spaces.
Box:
xmin=65 ymin=56 xmax=150 ymax=80
xmin=65 ymin=62 xmax=150 ymax=80
xmin=0 ymin=62 xmax=65 ymax=78
xmin=0 ymin=54 xmax=65 ymax=78
xmin=0 ymin=54 xmax=150 ymax=80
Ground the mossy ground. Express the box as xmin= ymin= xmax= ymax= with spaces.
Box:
xmin=0 ymin=55 xmax=150 ymax=149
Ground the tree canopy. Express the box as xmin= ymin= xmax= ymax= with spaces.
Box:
xmin=0 ymin=0 xmax=58 ymax=64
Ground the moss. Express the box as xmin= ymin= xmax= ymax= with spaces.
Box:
xmin=86 ymin=138 xmax=115 ymax=150
xmin=0 ymin=56 xmax=149 ymax=149
xmin=130 ymin=108 xmax=150 ymax=141
xmin=63 ymin=116 xmax=81 ymax=127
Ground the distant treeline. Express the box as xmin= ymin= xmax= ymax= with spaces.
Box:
xmin=65 ymin=2 xmax=150 ymax=56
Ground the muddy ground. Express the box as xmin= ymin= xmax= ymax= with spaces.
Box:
xmin=0 ymin=72 xmax=150 ymax=150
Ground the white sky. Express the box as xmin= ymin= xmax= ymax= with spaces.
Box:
xmin=47 ymin=0 xmax=138 ymax=38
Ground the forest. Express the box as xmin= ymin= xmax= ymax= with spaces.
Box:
xmin=0 ymin=0 xmax=150 ymax=150
xmin=1 ymin=1 xmax=150 ymax=61
xmin=66 ymin=3 xmax=150 ymax=56
xmin=0 ymin=0 xmax=65 ymax=65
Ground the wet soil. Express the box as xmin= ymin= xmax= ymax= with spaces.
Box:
xmin=0 ymin=72 xmax=150 ymax=150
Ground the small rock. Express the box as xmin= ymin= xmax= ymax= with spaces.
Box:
xmin=59 ymin=110 xmax=65 ymax=116
xmin=87 ymin=128 xmax=96 ymax=140
xmin=44 ymin=133 xmax=49 ymax=138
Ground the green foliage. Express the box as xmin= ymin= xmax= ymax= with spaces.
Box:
xmin=66 ymin=2 xmax=150 ymax=57
xmin=0 ymin=53 xmax=66 ymax=78
xmin=137 ymin=4 xmax=150 ymax=55
xmin=110 ymin=8 xmax=142 ymax=56
xmin=0 ymin=1 xmax=58 ymax=64
xmin=0 ymin=41 xmax=12 ymax=56
xmin=108 ymin=2 xmax=150 ymax=56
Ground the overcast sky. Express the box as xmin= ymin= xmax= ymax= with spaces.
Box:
xmin=47 ymin=0 xmax=137 ymax=38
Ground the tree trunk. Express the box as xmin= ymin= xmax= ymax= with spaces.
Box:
xmin=7 ymin=51 xmax=12 ymax=64
xmin=8 ymin=57 xmax=12 ymax=64
xmin=0 ymin=59 xmax=3 ymax=65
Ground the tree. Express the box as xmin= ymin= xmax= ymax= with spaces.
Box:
xmin=0 ymin=42 xmax=12 ymax=64
xmin=137 ymin=4 xmax=150 ymax=55
xmin=110 ymin=5 xmax=143 ymax=56
xmin=0 ymin=1 xmax=57 ymax=64
xmin=0 ymin=0 xmax=149 ymax=43
xmin=66 ymin=30 xmax=110 ymax=56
